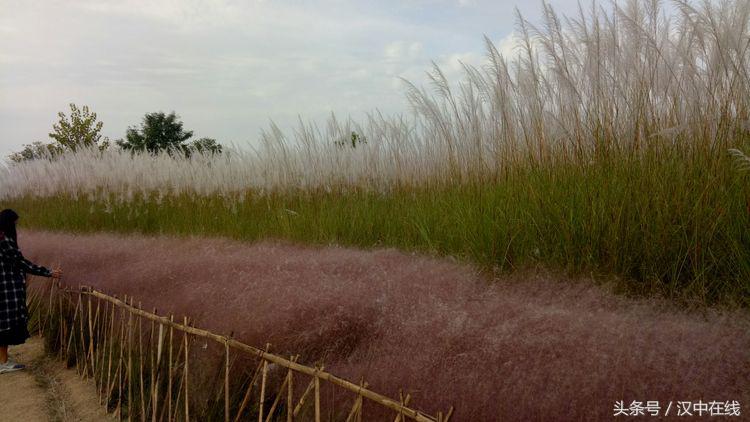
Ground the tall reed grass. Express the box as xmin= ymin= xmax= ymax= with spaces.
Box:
xmin=3 ymin=0 xmax=750 ymax=304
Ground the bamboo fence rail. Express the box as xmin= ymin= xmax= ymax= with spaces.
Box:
xmin=26 ymin=279 xmax=453 ymax=422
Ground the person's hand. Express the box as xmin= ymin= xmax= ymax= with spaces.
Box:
xmin=51 ymin=268 xmax=63 ymax=279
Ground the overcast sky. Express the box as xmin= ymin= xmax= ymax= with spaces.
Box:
xmin=0 ymin=0 xmax=582 ymax=157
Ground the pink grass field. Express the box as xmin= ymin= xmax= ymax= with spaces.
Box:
xmin=21 ymin=230 xmax=750 ymax=421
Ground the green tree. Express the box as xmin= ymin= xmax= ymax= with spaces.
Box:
xmin=8 ymin=142 xmax=63 ymax=163
xmin=117 ymin=112 xmax=194 ymax=154
xmin=183 ymin=137 xmax=223 ymax=157
xmin=49 ymin=103 xmax=109 ymax=151
xmin=8 ymin=103 xmax=108 ymax=163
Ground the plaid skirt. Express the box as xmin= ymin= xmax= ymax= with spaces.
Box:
xmin=0 ymin=322 xmax=30 ymax=346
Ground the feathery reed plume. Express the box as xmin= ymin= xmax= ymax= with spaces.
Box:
xmin=2 ymin=0 xmax=749 ymax=198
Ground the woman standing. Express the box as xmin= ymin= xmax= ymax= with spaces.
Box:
xmin=0 ymin=209 xmax=61 ymax=373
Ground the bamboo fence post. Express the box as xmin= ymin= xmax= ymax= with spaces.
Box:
xmin=79 ymin=291 xmax=89 ymax=377
xmin=224 ymin=340 xmax=230 ymax=422
xmin=149 ymin=321 xmax=158 ymax=422
xmin=314 ymin=374 xmax=320 ymax=422
xmin=444 ymin=406 xmax=454 ymax=422
xmin=287 ymin=364 xmax=293 ymax=422
xmin=183 ymin=316 xmax=189 ymax=422
xmin=128 ymin=297 xmax=135 ymax=422
xmin=94 ymin=299 xmax=102 ymax=372
xmin=258 ymin=360 xmax=268 ymax=422
xmin=151 ymin=308 xmax=161 ymax=413
xmin=144 ymin=309 xmax=155 ymax=420
xmin=172 ymin=376 xmax=184 ymax=422
xmin=344 ymin=380 xmax=367 ymax=422
xmin=167 ymin=315 xmax=174 ymax=422
xmin=92 ymin=297 xmax=101 ymax=389
xmin=105 ymin=301 xmax=117 ymax=407
xmin=153 ymin=321 xmax=164 ymax=422
xmin=88 ymin=295 xmax=101 ymax=377
xmin=171 ymin=330 xmax=187 ymax=422
xmin=87 ymin=294 xmax=94 ymax=376
xmin=65 ymin=297 xmax=80 ymax=363
xmin=233 ymin=357 xmax=265 ymax=422
xmin=96 ymin=300 xmax=107 ymax=402
xmin=263 ymin=376 xmax=287 ymax=422
xmin=95 ymin=300 xmax=108 ymax=398
xmin=171 ymin=319 xmax=188 ymax=422
xmin=74 ymin=292 xmax=82 ymax=374
xmin=138 ymin=306 xmax=147 ymax=422
xmin=393 ymin=394 xmax=412 ymax=422
xmin=263 ymin=356 xmax=299 ymax=422
xmin=102 ymin=298 xmax=115 ymax=405
xmin=117 ymin=296 xmax=127 ymax=421
xmin=169 ymin=329 xmax=187 ymax=422
xmin=344 ymin=393 xmax=359 ymax=422
xmin=71 ymin=291 xmax=79 ymax=372
xmin=331 ymin=376 xmax=337 ymax=422
xmin=113 ymin=304 xmax=123 ymax=413
xmin=292 ymin=365 xmax=324 ymax=417
xmin=397 ymin=391 xmax=404 ymax=422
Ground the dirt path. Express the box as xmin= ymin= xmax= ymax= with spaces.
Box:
xmin=0 ymin=337 xmax=112 ymax=422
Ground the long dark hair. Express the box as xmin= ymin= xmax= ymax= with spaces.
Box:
xmin=0 ymin=209 xmax=19 ymax=244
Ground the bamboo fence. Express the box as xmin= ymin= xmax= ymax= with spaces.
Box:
xmin=26 ymin=279 xmax=453 ymax=422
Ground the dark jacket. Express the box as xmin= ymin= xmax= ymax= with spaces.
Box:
xmin=0 ymin=236 xmax=51 ymax=332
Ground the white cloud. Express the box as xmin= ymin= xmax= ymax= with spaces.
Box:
xmin=495 ymin=32 xmax=523 ymax=59
xmin=75 ymin=0 xmax=246 ymax=28
xmin=384 ymin=41 xmax=423 ymax=60
xmin=384 ymin=42 xmax=403 ymax=60
xmin=409 ymin=42 xmax=423 ymax=57
xmin=0 ymin=0 xmax=581 ymax=156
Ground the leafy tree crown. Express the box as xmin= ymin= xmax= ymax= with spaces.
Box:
xmin=49 ymin=103 xmax=107 ymax=151
xmin=118 ymin=112 xmax=194 ymax=154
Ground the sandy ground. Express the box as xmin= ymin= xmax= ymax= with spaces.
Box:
xmin=0 ymin=337 xmax=112 ymax=422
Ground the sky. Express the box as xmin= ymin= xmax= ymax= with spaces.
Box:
xmin=0 ymin=0 xmax=582 ymax=157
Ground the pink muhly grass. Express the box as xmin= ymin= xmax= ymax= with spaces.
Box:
xmin=22 ymin=230 xmax=750 ymax=421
